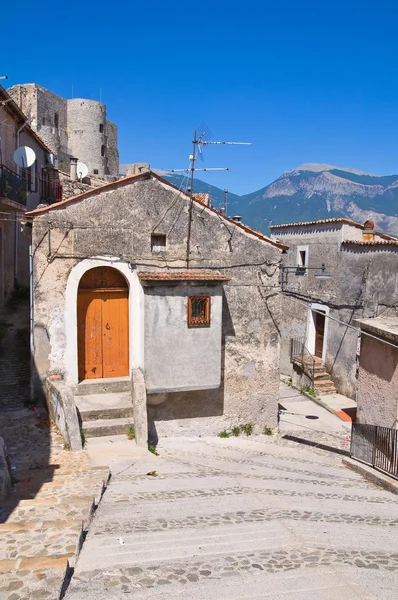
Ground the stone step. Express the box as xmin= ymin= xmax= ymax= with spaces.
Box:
xmin=75 ymin=392 xmax=133 ymax=421
xmin=313 ymin=373 xmax=331 ymax=381
xmin=314 ymin=380 xmax=336 ymax=390
xmin=82 ymin=417 xmax=134 ymax=438
xmin=75 ymin=377 xmax=130 ymax=396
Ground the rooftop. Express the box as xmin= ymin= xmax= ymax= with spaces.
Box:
xmin=138 ymin=271 xmax=230 ymax=283
xmin=342 ymin=239 xmax=398 ymax=247
xmin=269 ymin=217 xmax=364 ymax=230
xmin=25 ymin=171 xmax=288 ymax=251
xmin=355 ymin=317 xmax=398 ymax=344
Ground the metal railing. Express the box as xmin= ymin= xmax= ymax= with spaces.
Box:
xmin=351 ymin=423 xmax=398 ymax=480
xmin=42 ymin=178 xmax=62 ymax=204
xmin=0 ymin=164 xmax=28 ymax=206
xmin=290 ymin=338 xmax=315 ymax=383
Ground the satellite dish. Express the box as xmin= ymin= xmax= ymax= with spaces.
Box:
xmin=14 ymin=146 xmax=36 ymax=168
xmin=76 ymin=161 xmax=88 ymax=179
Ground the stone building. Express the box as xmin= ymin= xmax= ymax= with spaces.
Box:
xmin=0 ymin=84 xmax=56 ymax=300
xmin=26 ymin=171 xmax=286 ymax=448
xmin=7 ymin=84 xmax=119 ymax=178
xmin=271 ymin=218 xmax=398 ymax=400
xmin=355 ymin=316 xmax=398 ymax=429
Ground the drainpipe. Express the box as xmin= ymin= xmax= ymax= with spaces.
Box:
xmin=29 ymin=244 xmax=35 ymax=399
xmin=15 ymin=120 xmax=29 ymax=284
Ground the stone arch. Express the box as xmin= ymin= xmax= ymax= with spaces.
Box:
xmin=64 ymin=258 xmax=144 ymax=384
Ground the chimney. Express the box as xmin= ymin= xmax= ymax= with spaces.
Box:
xmin=363 ymin=219 xmax=375 ymax=241
xmin=232 ymin=215 xmax=242 ymax=223
xmin=126 ymin=163 xmax=150 ymax=176
xmin=69 ymin=156 xmax=78 ymax=181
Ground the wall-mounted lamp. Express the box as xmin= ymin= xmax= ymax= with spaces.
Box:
xmin=280 ymin=263 xmax=332 ymax=287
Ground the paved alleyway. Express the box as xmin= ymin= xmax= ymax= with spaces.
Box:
xmin=0 ymin=301 xmax=109 ymax=599
xmin=65 ymin=430 xmax=398 ymax=599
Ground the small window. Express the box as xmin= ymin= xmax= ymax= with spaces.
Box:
xmin=296 ymin=245 xmax=308 ymax=274
xmin=54 ymin=113 xmax=59 ymax=129
xmin=151 ymin=234 xmax=166 ymax=253
xmin=101 ymin=145 xmax=105 ymax=157
xmin=93 ymin=169 xmax=99 ymax=175
xmin=99 ymin=124 xmax=104 ymax=133
xmin=188 ymin=296 xmax=211 ymax=328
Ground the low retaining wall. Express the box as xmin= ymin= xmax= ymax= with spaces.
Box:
xmin=45 ymin=378 xmax=82 ymax=451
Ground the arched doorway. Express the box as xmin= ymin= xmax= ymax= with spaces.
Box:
xmin=77 ymin=267 xmax=129 ymax=381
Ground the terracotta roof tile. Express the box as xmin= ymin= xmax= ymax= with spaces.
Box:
xmin=342 ymin=240 xmax=398 ymax=247
xmin=193 ymin=193 xmax=210 ymax=206
xmin=25 ymin=171 xmax=288 ymax=251
xmin=269 ymin=218 xmax=364 ymax=229
xmin=138 ymin=271 xmax=229 ymax=282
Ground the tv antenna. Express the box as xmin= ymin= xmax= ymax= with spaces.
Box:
xmin=171 ymin=127 xmax=251 ymax=194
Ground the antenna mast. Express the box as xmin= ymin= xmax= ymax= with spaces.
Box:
xmin=172 ymin=128 xmax=251 ymax=194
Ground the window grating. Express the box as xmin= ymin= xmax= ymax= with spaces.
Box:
xmin=151 ymin=234 xmax=166 ymax=253
xmin=188 ymin=296 xmax=210 ymax=327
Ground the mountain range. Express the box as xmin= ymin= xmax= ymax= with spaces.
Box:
xmin=161 ymin=164 xmax=398 ymax=237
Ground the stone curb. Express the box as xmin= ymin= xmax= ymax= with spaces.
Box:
xmin=342 ymin=457 xmax=398 ymax=495
xmin=285 ymin=383 xmax=337 ymax=416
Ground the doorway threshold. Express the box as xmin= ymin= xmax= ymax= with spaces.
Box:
xmin=75 ymin=376 xmax=130 ymax=396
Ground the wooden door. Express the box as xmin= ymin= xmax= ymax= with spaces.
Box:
xmin=77 ymin=289 xmax=129 ymax=381
xmin=314 ymin=312 xmax=325 ymax=359
xmin=101 ymin=291 xmax=129 ymax=378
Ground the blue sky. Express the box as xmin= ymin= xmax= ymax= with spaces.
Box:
xmin=3 ymin=0 xmax=398 ymax=194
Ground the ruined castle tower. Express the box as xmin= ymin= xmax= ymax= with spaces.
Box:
xmin=7 ymin=84 xmax=119 ymax=178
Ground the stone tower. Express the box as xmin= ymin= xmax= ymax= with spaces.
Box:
xmin=7 ymin=84 xmax=119 ymax=178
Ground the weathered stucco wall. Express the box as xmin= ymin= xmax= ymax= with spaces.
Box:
xmin=144 ymin=285 xmax=223 ymax=393
xmin=357 ymin=334 xmax=398 ymax=428
xmin=31 ymin=174 xmax=283 ymax=433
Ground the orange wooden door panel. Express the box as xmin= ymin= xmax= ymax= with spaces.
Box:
xmin=101 ymin=291 xmax=129 ymax=378
xmin=77 ymin=291 xmax=103 ymax=381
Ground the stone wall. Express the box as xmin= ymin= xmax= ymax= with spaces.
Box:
xmin=8 ymin=84 xmax=119 ymax=177
xmin=45 ymin=377 xmax=82 ymax=450
xmin=30 ymin=174 xmax=283 ymax=434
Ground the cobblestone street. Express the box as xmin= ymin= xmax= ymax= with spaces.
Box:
xmin=0 ymin=302 xmax=110 ymax=599
xmin=65 ymin=431 xmax=398 ymax=600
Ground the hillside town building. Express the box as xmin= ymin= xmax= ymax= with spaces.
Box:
xmin=0 ymin=84 xmax=57 ymax=301
xmin=271 ymin=218 xmax=398 ymax=401
xmin=26 ymin=171 xmax=287 ymax=448
xmin=7 ymin=84 xmax=119 ymax=179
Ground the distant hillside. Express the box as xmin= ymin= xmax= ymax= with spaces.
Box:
xmin=237 ymin=164 xmax=398 ymax=236
xmin=155 ymin=164 xmax=398 ymax=237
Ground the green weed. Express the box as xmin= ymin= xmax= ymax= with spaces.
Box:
xmin=148 ymin=443 xmax=159 ymax=456
xmin=128 ymin=424 xmax=136 ymax=440
xmin=218 ymin=430 xmax=230 ymax=438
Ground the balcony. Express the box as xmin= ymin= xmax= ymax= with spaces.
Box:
xmin=0 ymin=164 xmax=28 ymax=207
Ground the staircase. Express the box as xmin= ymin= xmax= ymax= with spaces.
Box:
xmin=302 ymin=355 xmax=337 ymax=395
xmin=74 ymin=377 xmax=134 ymax=438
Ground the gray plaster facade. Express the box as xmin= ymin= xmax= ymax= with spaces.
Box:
xmin=27 ymin=172 xmax=285 ymax=436
xmin=271 ymin=219 xmax=398 ymax=400
xmin=8 ymin=84 xmax=119 ymax=178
